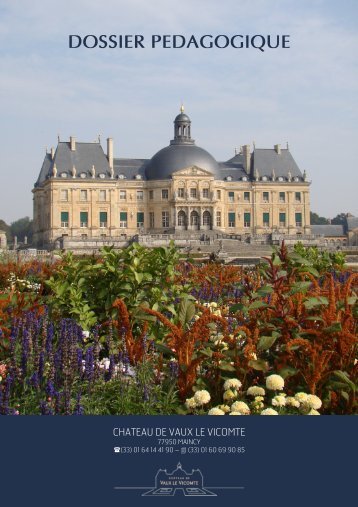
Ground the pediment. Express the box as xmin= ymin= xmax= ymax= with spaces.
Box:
xmin=172 ymin=165 xmax=213 ymax=178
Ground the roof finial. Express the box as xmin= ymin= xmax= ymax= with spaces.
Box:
xmin=180 ymin=103 xmax=184 ymax=113
xmin=57 ymin=134 xmax=60 ymax=143
xmin=286 ymin=141 xmax=289 ymax=150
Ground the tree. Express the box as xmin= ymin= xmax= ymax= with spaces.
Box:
xmin=10 ymin=217 xmax=33 ymax=243
xmin=331 ymin=213 xmax=347 ymax=226
xmin=310 ymin=212 xmax=329 ymax=225
xmin=0 ymin=219 xmax=12 ymax=242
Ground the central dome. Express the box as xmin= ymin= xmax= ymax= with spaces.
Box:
xmin=145 ymin=144 xmax=220 ymax=180
xmin=145 ymin=108 xmax=220 ymax=180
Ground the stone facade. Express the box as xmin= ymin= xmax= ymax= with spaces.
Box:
xmin=33 ymin=109 xmax=311 ymax=249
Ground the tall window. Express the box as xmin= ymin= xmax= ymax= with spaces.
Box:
xmin=149 ymin=190 xmax=154 ymax=200
xmin=60 ymin=189 xmax=68 ymax=201
xmin=244 ymin=212 xmax=251 ymax=228
xmin=263 ymin=212 xmax=270 ymax=227
xmin=60 ymin=211 xmax=69 ymax=228
xmin=177 ymin=188 xmax=185 ymax=198
xmin=216 ymin=211 xmax=222 ymax=227
xmin=216 ymin=189 xmax=221 ymax=200
xmin=279 ymin=192 xmax=285 ymax=203
xmin=279 ymin=212 xmax=286 ymax=227
xmin=99 ymin=211 xmax=108 ymax=228
xmin=177 ymin=211 xmax=186 ymax=226
xmin=137 ymin=212 xmax=144 ymax=228
xmin=80 ymin=211 xmax=88 ymax=228
xmin=99 ymin=190 xmax=106 ymax=201
xmin=295 ymin=213 xmax=302 ymax=227
xmin=228 ymin=212 xmax=235 ymax=228
xmin=120 ymin=190 xmax=126 ymax=200
xmin=162 ymin=211 xmax=169 ymax=228
xmin=228 ymin=191 xmax=235 ymax=202
xmin=295 ymin=192 xmax=301 ymax=202
xmin=244 ymin=192 xmax=250 ymax=202
xmin=263 ymin=192 xmax=269 ymax=203
xmin=202 ymin=211 xmax=211 ymax=226
xmin=80 ymin=190 xmax=87 ymax=201
xmin=162 ymin=189 xmax=169 ymax=200
xmin=149 ymin=212 xmax=155 ymax=228
xmin=190 ymin=188 xmax=197 ymax=199
xmin=120 ymin=212 xmax=127 ymax=228
xmin=137 ymin=190 xmax=144 ymax=201
xmin=202 ymin=188 xmax=209 ymax=199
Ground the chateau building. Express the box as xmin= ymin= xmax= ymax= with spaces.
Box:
xmin=33 ymin=108 xmax=311 ymax=248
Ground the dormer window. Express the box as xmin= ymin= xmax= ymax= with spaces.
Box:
xmin=135 ymin=174 xmax=142 ymax=180
xmin=60 ymin=172 xmax=67 ymax=178
xmin=278 ymin=176 xmax=284 ymax=182
xmin=242 ymin=176 xmax=247 ymax=182
xmin=99 ymin=173 xmax=106 ymax=179
xmin=262 ymin=176 xmax=268 ymax=182
xmin=80 ymin=172 xmax=87 ymax=178
xmin=118 ymin=174 xmax=125 ymax=179
xmin=226 ymin=175 xmax=232 ymax=181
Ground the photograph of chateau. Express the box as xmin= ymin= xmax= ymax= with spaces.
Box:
xmin=32 ymin=107 xmax=311 ymax=250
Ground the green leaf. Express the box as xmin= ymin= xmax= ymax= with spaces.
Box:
xmin=257 ymin=333 xmax=279 ymax=351
xmin=154 ymin=343 xmax=174 ymax=355
xmin=178 ymin=298 xmax=196 ymax=327
xmin=218 ymin=362 xmax=236 ymax=372
xmin=289 ymin=281 xmax=311 ymax=295
xmin=333 ymin=371 xmax=356 ymax=392
xmin=304 ymin=297 xmax=329 ymax=310
xmin=278 ymin=366 xmax=298 ymax=379
xmin=248 ymin=359 xmax=269 ymax=372
xmin=324 ymin=322 xmax=342 ymax=334
xmin=257 ymin=285 xmax=274 ymax=296
xmin=229 ymin=303 xmax=246 ymax=313
xmin=249 ymin=300 xmax=268 ymax=311
xmin=134 ymin=272 xmax=143 ymax=284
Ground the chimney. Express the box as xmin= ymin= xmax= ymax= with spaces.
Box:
xmin=70 ymin=136 xmax=76 ymax=151
xmin=274 ymin=144 xmax=281 ymax=154
xmin=242 ymin=144 xmax=251 ymax=175
xmin=107 ymin=137 xmax=113 ymax=171
xmin=51 ymin=147 xmax=55 ymax=160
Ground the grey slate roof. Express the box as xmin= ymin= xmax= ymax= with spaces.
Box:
xmin=252 ymin=149 xmax=303 ymax=179
xmin=311 ymin=225 xmax=345 ymax=237
xmin=35 ymin=141 xmax=305 ymax=185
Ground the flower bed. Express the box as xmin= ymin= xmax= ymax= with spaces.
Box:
xmin=0 ymin=243 xmax=357 ymax=415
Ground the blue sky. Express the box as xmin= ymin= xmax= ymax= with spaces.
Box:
xmin=0 ymin=0 xmax=357 ymax=223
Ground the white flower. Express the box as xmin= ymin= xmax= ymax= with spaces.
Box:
xmin=295 ymin=392 xmax=309 ymax=403
xmin=218 ymin=404 xmax=231 ymax=413
xmin=254 ymin=396 xmax=264 ymax=402
xmin=208 ymin=407 xmax=225 ymax=415
xmin=223 ymin=389 xmax=237 ymax=401
xmin=223 ymin=379 xmax=242 ymax=391
xmin=306 ymin=395 xmax=322 ymax=410
xmin=260 ymin=408 xmax=279 ymax=415
xmin=247 ymin=386 xmax=266 ymax=397
xmin=229 ymin=411 xmax=243 ymax=415
xmin=286 ymin=396 xmax=300 ymax=408
xmin=193 ymin=390 xmax=211 ymax=405
xmin=271 ymin=395 xmax=286 ymax=407
xmin=266 ymin=374 xmax=285 ymax=391
xmin=231 ymin=401 xmax=250 ymax=415
xmin=185 ymin=397 xmax=197 ymax=410
xmin=307 ymin=409 xmax=320 ymax=415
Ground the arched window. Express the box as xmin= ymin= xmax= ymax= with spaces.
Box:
xmin=178 ymin=210 xmax=186 ymax=226
xmin=203 ymin=211 xmax=211 ymax=226
xmin=190 ymin=211 xmax=199 ymax=226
